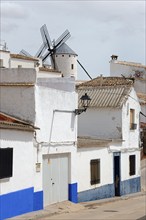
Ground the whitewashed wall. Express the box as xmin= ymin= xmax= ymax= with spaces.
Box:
xmin=110 ymin=60 xmax=146 ymax=94
xmin=37 ymin=71 xmax=61 ymax=78
xmin=120 ymin=151 xmax=141 ymax=181
xmin=0 ymin=129 xmax=34 ymax=194
xmin=122 ymin=88 xmax=141 ymax=149
xmin=10 ymin=59 xmax=35 ymax=68
xmin=78 ymin=108 xmax=122 ymax=139
xmin=32 ymin=83 xmax=78 ymax=190
xmin=0 ymin=50 xmax=10 ymax=67
xmin=134 ymin=79 xmax=146 ymax=94
xmin=77 ymin=147 xmax=113 ymax=192
xmin=0 ymin=68 xmax=36 ymax=123
xmin=110 ymin=61 xmax=145 ymax=78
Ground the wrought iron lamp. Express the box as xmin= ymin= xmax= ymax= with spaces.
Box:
xmin=75 ymin=93 xmax=91 ymax=115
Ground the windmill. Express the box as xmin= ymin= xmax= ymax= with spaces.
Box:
xmin=40 ymin=24 xmax=71 ymax=69
xmin=19 ymin=24 xmax=92 ymax=79
xmin=39 ymin=24 xmax=92 ymax=78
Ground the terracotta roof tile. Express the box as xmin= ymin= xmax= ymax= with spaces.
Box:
xmin=76 ymin=76 xmax=134 ymax=89
xmin=39 ymin=67 xmax=61 ymax=73
xmin=10 ymin=54 xmax=39 ymax=61
xmin=137 ymin=93 xmax=146 ymax=104
xmin=115 ymin=61 xmax=146 ymax=69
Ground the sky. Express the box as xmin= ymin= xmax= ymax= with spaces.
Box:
xmin=1 ymin=0 xmax=145 ymax=80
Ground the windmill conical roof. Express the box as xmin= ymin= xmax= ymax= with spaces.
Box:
xmin=55 ymin=43 xmax=77 ymax=56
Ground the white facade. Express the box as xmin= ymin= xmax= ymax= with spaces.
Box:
xmin=0 ymin=68 xmax=78 ymax=220
xmin=77 ymin=85 xmax=141 ymax=202
xmin=0 ymin=129 xmax=34 ymax=195
xmin=0 ymin=48 xmax=77 ymax=79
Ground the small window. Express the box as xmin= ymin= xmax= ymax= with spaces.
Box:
xmin=62 ymin=55 xmax=64 ymax=57
xmin=90 ymin=159 xmax=100 ymax=185
xmin=130 ymin=109 xmax=137 ymax=130
xmin=129 ymin=155 xmax=136 ymax=176
xmin=0 ymin=148 xmax=13 ymax=179
xmin=0 ymin=59 xmax=3 ymax=67
xmin=18 ymin=65 xmax=22 ymax=68
xmin=71 ymin=64 xmax=74 ymax=70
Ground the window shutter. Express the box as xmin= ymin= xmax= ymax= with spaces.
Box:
xmin=0 ymin=148 xmax=13 ymax=179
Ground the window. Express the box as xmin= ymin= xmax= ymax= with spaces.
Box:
xmin=90 ymin=159 xmax=100 ymax=185
xmin=0 ymin=148 xmax=13 ymax=179
xmin=130 ymin=109 xmax=137 ymax=130
xmin=129 ymin=155 xmax=136 ymax=176
xmin=71 ymin=64 xmax=74 ymax=70
xmin=0 ymin=59 xmax=3 ymax=67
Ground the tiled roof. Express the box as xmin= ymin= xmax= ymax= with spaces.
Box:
xmin=76 ymin=76 xmax=134 ymax=88
xmin=0 ymin=83 xmax=34 ymax=86
xmin=10 ymin=54 xmax=39 ymax=61
xmin=39 ymin=67 xmax=61 ymax=73
xmin=0 ymin=112 xmax=39 ymax=131
xmin=77 ymin=136 xmax=123 ymax=148
xmin=137 ymin=93 xmax=146 ymax=104
xmin=115 ymin=61 xmax=146 ymax=69
xmin=0 ymin=49 xmax=10 ymax=53
xmin=77 ymin=86 xmax=132 ymax=108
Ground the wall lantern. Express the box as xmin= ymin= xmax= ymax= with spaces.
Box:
xmin=75 ymin=93 xmax=91 ymax=115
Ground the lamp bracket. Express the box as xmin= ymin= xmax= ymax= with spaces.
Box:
xmin=74 ymin=108 xmax=87 ymax=115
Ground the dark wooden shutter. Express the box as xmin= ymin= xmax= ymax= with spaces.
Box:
xmin=90 ymin=159 xmax=100 ymax=185
xmin=129 ymin=155 xmax=136 ymax=176
xmin=0 ymin=148 xmax=13 ymax=179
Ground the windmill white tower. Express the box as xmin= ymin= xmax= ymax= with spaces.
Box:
xmin=54 ymin=43 xmax=77 ymax=78
xmin=40 ymin=24 xmax=78 ymax=78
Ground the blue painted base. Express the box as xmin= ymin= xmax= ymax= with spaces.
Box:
xmin=68 ymin=183 xmax=78 ymax=203
xmin=78 ymin=176 xmax=141 ymax=203
xmin=78 ymin=184 xmax=115 ymax=202
xmin=120 ymin=176 xmax=141 ymax=196
xmin=0 ymin=188 xmax=43 ymax=220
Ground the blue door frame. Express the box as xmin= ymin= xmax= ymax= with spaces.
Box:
xmin=113 ymin=152 xmax=121 ymax=196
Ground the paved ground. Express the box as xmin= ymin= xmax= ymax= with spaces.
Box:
xmin=9 ymin=158 xmax=146 ymax=220
xmin=10 ymin=192 xmax=146 ymax=220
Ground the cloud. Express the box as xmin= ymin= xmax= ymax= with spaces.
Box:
xmin=1 ymin=2 xmax=29 ymax=19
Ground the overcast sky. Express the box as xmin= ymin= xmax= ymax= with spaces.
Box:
xmin=1 ymin=0 xmax=145 ymax=79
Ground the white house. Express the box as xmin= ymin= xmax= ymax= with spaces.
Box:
xmin=0 ymin=42 xmax=78 ymax=79
xmin=110 ymin=55 xmax=146 ymax=152
xmin=76 ymin=76 xmax=141 ymax=202
xmin=0 ymin=68 xmax=78 ymax=219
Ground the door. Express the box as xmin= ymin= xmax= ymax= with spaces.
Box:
xmin=43 ymin=154 xmax=68 ymax=206
xmin=113 ymin=152 xmax=121 ymax=196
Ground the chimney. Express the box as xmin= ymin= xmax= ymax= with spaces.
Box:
xmin=111 ymin=55 xmax=118 ymax=60
xmin=100 ymin=74 xmax=103 ymax=86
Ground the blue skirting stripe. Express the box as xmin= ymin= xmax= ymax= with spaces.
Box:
xmin=0 ymin=188 xmax=43 ymax=220
xmin=68 ymin=183 xmax=78 ymax=203
xmin=120 ymin=176 xmax=141 ymax=196
xmin=78 ymin=176 xmax=141 ymax=203
xmin=0 ymin=187 xmax=34 ymax=220
xmin=78 ymin=183 xmax=114 ymax=202
xmin=33 ymin=191 xmax=43 ymax=211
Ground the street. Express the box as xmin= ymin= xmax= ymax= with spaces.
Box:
xmin=10 ymin=158 xmax=146 ymax=220
xmin=40 ymin=194 xmax=146 ymax=220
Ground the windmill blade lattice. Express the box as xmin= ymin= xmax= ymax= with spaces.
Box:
xmin=54 ymin=29 xmax=71 ymax=48
xmin=20 ymin=49 xmax=32 ymax=57
xmin=40 ymin=24 xmax=53 ymax=51
xmin=35 ymin=42 xmax=47 ymax=58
